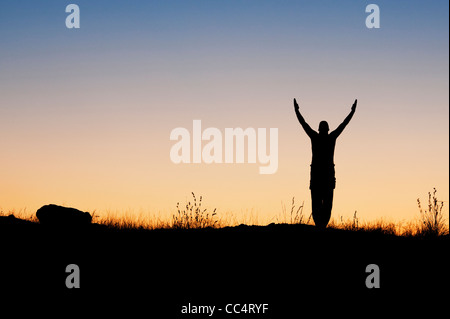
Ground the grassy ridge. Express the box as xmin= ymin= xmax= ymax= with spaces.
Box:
xmin=0 ymin=195 xmax=448 ymax=315
xmin=1 ymin=190 xmax=448 ymax=237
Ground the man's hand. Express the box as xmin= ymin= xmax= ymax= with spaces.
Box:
xmin=351 ymin=99 xmax=357 ymax=112
xmin=294 ymin=98 xmax=299 ymax=111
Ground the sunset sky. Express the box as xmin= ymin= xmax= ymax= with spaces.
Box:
xmin=1 ymin=0 xmax=448 ymax=225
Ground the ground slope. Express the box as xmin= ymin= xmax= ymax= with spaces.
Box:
xmin=0 ymin=218 xmax=448 ymax=316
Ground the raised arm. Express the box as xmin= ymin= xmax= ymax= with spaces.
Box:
xmin=331 ymin=99 xmax=357 ymax=138
xmin=294 ymin=98 xmax=316 ymax=138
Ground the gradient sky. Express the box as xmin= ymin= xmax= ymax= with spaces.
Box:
xmin=1 ymin=0 xmax=448 ymax=224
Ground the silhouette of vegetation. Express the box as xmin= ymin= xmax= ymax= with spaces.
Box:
xmin=94 ymin=210 xmax=170 ymax=230
xmin=335 ymin=211 xmax=359 ymax=231
xmin=327 ymin=189 xmax=449 ymax=237
xmin=279 ymin=197 xmax=306 ymax=224
xmin=329 ymin=213 xmax=400 ymax=236
xmin=172 ymin=192 xmax=218 ymax=229
xmin=1 ymin=189 xmax=448 ymax=236
xmin=417 ymin=188 xmax=448 ymax=237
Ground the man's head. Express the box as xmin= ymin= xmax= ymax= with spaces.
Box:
xmin=318 ymin=121 xmax=329 ymax=134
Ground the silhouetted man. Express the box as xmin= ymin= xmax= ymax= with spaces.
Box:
xmin=294 ymin=98 xmax=357 ymax=228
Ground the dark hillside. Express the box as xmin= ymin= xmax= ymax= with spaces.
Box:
xmin=0 ymin=218 xmax=448 ymax=316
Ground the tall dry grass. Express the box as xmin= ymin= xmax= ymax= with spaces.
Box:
xmin=416 ymin=188 xmax=448 ymax=236
xmin=172 ymin=192 xmax=218 ymax=229
xmin=2 ymin=189 xmax=448 ymax=237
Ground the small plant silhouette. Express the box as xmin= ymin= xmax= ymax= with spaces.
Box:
xmin=290 ymin=197 xmax=304 ymax=224
xmin=172 ymin=192 xmax=218 ymax=229
xmin=278 ymin=197 xmax=307 ymax=224
xmin=352 ymin=211 xmax=359 ymax=230
xmin=338 ymin=211 xmax=359 ymax=231
xmin=417 ymin=188 xmax=447 ymax=236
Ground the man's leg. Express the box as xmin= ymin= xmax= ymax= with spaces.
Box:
xmin=311 ymin=188 xmax=323 ymax=227
xmin=311 ymin=188 xmax=329 ymax=228
xmin=321 ymin=188 xmax=334 ymax=227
